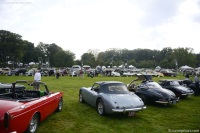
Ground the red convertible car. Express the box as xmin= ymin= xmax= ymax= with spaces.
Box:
xmin=0 ymin=80 xmax=63 ymax=133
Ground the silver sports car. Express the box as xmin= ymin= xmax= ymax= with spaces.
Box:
xmin=79 ymin=81 xmax=146 ymax=116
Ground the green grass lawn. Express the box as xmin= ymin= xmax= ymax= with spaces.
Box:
xmin=1 ymin=75 xmax=200 ymax=133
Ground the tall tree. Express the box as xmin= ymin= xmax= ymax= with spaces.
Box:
xmin=47 ymin=43 xmax=63 ymax=66
xmin=196 ymin=53 xmax=200 ymax=67
xmin=22 ymin=40 xmax=35 ymax=65
xmin=87 ymin=49 xmax=100 ymax=61
xmin=0 ymin=30 xmax=24 ymax=67
xmin=173 ymin=47 xmax=196 ymax=67
xmin=81 ymin=53 xmax=95 ymax=67
xmin=160 ymin=47 xmax=173 ymax=68
xmin=54 ymin=50 xmax=75 ymax=67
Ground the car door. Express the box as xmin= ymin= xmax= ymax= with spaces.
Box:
xmin=87 ymin=83 xmax=100 ymax=107
xmin=41 ymin=93 xmax=59 ymax=118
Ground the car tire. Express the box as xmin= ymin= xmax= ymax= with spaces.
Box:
xmin=97 ymin=99 xmax=105 ymax=116
xmin=56 ymin=98 xmax=63 ymax=112
xmin=25 ymin=113 xmax=39 ymax=133
xmin=79 ymin=92 xmax=85 ymax=103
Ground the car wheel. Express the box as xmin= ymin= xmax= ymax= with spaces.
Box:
xmin=25 ymin=113 xmax=39 ymax=133
xmin=97 ymin=99 xmax=105 ymax=116
xmin=56 ymin=98 xmax=63 ymax=112
xmin=79 ymin=92 xmax=85 ymax=103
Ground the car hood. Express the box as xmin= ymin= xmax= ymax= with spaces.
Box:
xmin=172 ymin=85 xmax=193 ymax=92
xmin=0 ymin=100 xmax=23 ymax=117
xmin=148 ymin=88 xmax=175 ymax=98
xmin=107 ymin=93 xmax=144 ymax=107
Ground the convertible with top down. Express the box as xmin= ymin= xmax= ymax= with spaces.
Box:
xmin=0 ymin=80 xmax=63 ymax=133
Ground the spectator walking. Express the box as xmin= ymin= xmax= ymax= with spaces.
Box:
xmin=55 ymin=69 xmax=60 ymax=79
xmin=79 ymin=69 xmax=84 ymax=78
xmin=34 ymin=69 xmax=41 ymax=90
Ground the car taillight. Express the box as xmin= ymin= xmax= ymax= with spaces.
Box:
xmin=4 ymin=112 xmax=10 ymax=129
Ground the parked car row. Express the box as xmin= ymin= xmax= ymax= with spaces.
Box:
xmin=127 ymin=75 xmax=194 ymax=105
xmin=79 ymin=74 xmax=196 ymax=117
xmin=0 ymin=66 xmax=180 ymax=78
xmin=128 ymin=78 xmax=179 ymax=105
xmin=0 ymin=74 xmax=198 ymax=132
xmin=0 ymin=67 xmax=57 ymax=77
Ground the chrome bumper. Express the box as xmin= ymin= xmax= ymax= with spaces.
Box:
xmin=112 ymin=106 xmax=146 ymax=113
xmin=181 ymin=93 xmax=194 ymax=96
xmin=156 ymin=97 xmax=179 ymax=104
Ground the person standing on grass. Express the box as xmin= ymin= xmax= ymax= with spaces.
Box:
xmin=80 ymin=69 xmax=84 ymax=78
xmin=56 ymin=69 xmax=60 ymax=79
xmin=183 ymin=74 xmax=193 ymax=87
xmin=34 ymin=69 xmax=41 ymax=90
xmin=194 ymin=74 xmax=199 ymax=96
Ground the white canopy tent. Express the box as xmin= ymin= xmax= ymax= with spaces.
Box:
xmin=128 ymin=65 xmax=136 ymax=69
xmin=180 ymin=65 xmax=193 ymax=70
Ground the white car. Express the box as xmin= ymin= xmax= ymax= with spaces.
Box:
xmin=111 ymin=71 xmax=120 ymax=77
xmin=122 ymin=71 xmax=134 ymax=77
xmin=69 ymin=65 xmax=81 ymax=76
xmin=25 ymin=70 xmax=34 ymax=76
xmin=2 ymin=67 xmax=10 ymax=75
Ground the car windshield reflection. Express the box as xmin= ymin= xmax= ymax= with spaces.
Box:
xmin=145 ymin=82 xmax=163 ymax=89
xmin=169 ymin=81 xmax=180 ymax=86
xmin=103 ymin=83 xmax=129 ymax=94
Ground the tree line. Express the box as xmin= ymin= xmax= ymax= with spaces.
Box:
xmin=0 ymin=30 xmax=200 ymax=69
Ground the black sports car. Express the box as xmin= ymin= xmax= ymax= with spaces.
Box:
xmin=160 ymin=69 xmax=177 ymax=77
xmin=187 ymin=82 xmax=200 ymax=91
xmin=128 ymin=75 xmax=179 ymax=105
xmin=179 ymin=79 xmax=193 ymax=87
xmin=158 ymin=79 xmax=194 ymax=98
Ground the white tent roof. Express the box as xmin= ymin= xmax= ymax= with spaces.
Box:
xmin=180 ymin=65 xmax=193 ymax=70
xmin=29 ymin=62 xmax=35 ymax=65
xmin=180 ymin=65 xmax=192 ymax=68
xmin=195 ymin=67 xmax=200 ymax=70
xmin=118 ymin=65 xmax=123 ymax=68
xmin=129 ymin=65 xmax=134 ymax=68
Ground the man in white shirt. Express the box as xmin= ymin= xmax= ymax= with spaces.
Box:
xmin=34 ymin=70 xmax=41 ymax=90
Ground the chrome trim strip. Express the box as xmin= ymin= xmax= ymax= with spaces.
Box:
xmin=112 ymin=106 xmax=146 ymax=112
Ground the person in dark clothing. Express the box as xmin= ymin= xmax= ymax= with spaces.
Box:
xmin=183 ymin=74 xmax=193 ymax=87
xmin=56 ymin=69 xmax=60 ymax=79
xmin=89 ymin=71 xmax=94 ymax=78
xmin=194 ymin=74 xmax=199 ymax=96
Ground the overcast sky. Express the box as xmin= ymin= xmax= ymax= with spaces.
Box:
xmin=1 ymin=0 xmax=200 ymax=59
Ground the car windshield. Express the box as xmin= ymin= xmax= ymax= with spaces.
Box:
xmin=103 ymin=83 xmax=129 ymax=94
xmin=169 ymin=81 xmax=180 ymax=86
xmin=145 ymin=82 xmax=163 ymax=89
